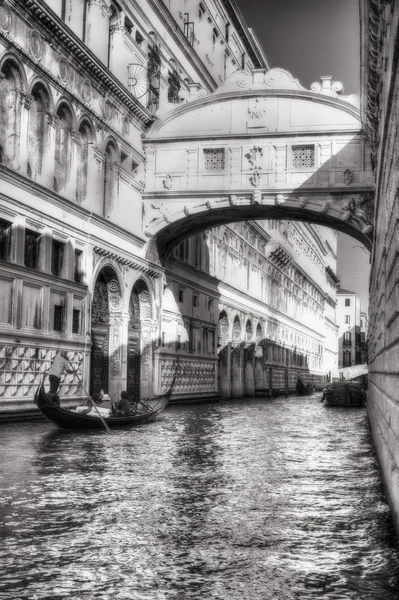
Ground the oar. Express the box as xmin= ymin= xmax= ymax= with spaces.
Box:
xmin=69 ymin=360 xmax=111 ymax=435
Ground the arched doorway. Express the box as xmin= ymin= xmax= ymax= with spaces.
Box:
xmin=91 ymin=266 xmax=122 ymax=396
xmin=127 ymin=279 xmax=153 ymax=401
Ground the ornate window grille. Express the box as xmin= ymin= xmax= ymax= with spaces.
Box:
xmin=292 ymin=145 xmax=315 ymax=168
xmin=204 ymin=148 xmax=225 ymax=171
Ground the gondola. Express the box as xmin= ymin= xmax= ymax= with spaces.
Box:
xmin=296 ymin=378 xmax=315 ymax=396
xmin=321 ymin=380 xmax=365 ymax=407
xmin=34 ymin=377 xmax=175 ymax=431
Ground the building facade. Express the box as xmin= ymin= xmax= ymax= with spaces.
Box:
xmin=0 ymin=0 xmax=337 ymax=417
xmin=336 ymin=288 xmax=362 ymax=369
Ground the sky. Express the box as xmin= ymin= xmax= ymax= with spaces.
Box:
xmin=238 ymin=0 xmax=370 ymax=313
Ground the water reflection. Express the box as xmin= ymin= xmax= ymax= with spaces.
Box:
xmin=0 ymin=398 xmax=399 ymax=599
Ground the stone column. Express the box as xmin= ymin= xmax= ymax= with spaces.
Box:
xmin=43 ymin=112 xmax=58 ymax=189
xmin=86 ymin=0 xmax=111 ymax=65
xmin=231 ymin=346 xmax=244 ymax=398
xmin=109 ymin=23 xmax=127 ymax=81
xmin=18 ymin=91 xmax=33 ymax=174
xmin=244 ymin=344 xmax=255 ymax=396
xmin=218 ymin=343 xmax=231 ymax=398
xmin=108 ymin=313 xmax=124 ymax=403
xmin=66 ymin=129 xmax=79 ymax=201
xmin=87 ymin=143 xmax=104 ymax=212
xmin=254 ymin=345 xmax=264 ymax=392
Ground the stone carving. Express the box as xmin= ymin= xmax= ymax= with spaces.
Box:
xmin=321 ymin=201 xmax=331 ymax=214
xmin=139 ymin=291 xmax=150 ymax=302
xmin=247 ymin=98 xmax=267 ymax=120
xmin=183 ymin=206 xmax=192 ymax=216
xmin=343 ymin=169 xmax=353 ymax=185
xmin=251 ymin=191 xmax=262 ymax=205
xmin=297 ymin=196 xmax=308 ymax=208
xmin=0 ymin=345 xmax=83 ymax=399
xmin=229 ymin=195 xmax=238 ymax=206
xmin=81 ymin=79 xmax=92 ymax=104
xmin=275 ymin=195 xmax=288 ymax=205
xmin=129 ymin=292 xmax=140 ymax=329
xmin=246 ymin=146 xmax=264 ymax=170
xmin=162 ymin=174 xmax=173 ymax=190
xmin=92 ymin=280 xmax=109 ymax=323
xmin=107 ymin=279 xmax=120 ymax=293
xmin=29 ymin=30 xmax=44 ymax=60
xmin=149 ymin=203 xmax=170 ymax=224
xmin=340 ymin=198 xmax=365 ymax=222
xmin=249 ymin=171 xmax=260 ymax=188
xmin=0 ymin=2 xmax=12 ymax=31
xmin=160 ymin=360 xmax=215 ymax=393
xmin=233 ymin=317 xmax=241 ymax=342
xmin=109 ymin=296 xmax=121 ymax=311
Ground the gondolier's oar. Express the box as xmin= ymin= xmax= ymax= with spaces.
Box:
xmin=69 ymin=361 xmax=111 ymax=435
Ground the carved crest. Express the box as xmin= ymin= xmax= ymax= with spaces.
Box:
xmin=247 ymin=98 xmax=267 ymax=120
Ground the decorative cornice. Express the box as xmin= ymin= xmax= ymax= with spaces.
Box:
xmin=93 ymin=247 xmax=161 ymax=278
xmin=16 ymin=0 xmax=154 ymax=126
xmin=0 ymin=28 xmax=147 ymax=157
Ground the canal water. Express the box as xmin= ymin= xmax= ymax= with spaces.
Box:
xmin=1 ymin=395 xmax=399 ymax=600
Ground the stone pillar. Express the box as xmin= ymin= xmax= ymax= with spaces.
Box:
xmin=244 ymin=344 xmax=255 ymax=396
xmin=231 ymin=346 xmax=244 ymax=398
xmin=19 ymin=91 xmax=33 ymax=174
xmin=108 ymin=313 xmax=124 ymax=403
xmin=254 ymin=345 xmax=264 ymax=392
xmin=66 ymin=129 xmax=79 ymax=201
xmin=274 ymin=144 xmax=286 ymax=187
xmin=87 ymin=143 xmax=104 ymax=212
xmin=219 ymin=343 xmax=231 ymax=398
xmin=86 ymin=0 xmax=111 ymax=65
xmin=109 ymin=23 xmax=127 ymax=81
xmin=43 ymin=112 xmax=58 ymax=189
xmin=269 ymin=367 xmax=273 ymax=397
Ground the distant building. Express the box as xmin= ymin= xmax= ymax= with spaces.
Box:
xmin=336 ymin=289 xmax=363 ymax=368
xmin=360 ymin=311 xmax=368 ymax=363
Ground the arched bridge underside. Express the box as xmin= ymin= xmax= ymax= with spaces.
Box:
xmin=143 ymin=68 xmax=374 ymax=263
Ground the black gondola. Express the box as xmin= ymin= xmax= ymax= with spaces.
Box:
xmin=296 ymin=378 xmax=314 ymax=396
xmin=321 ymin=380 xmax=365 ymax=407
xmin=34 ymin=378 xmax=175 ymax=431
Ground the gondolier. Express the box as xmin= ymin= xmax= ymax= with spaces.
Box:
xmin=48 ymin=350 xmax=76 ymax=395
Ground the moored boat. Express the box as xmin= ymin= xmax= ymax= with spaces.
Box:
xmin=34 ymin=378 xmax=175 ymax=431
xmin=296 ymin=378 xmax=315 ymax=396
xmin=322 ymin=380 xmax=365 ymax=407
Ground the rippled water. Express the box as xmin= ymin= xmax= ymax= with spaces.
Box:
xmin=1 ymin=395 xmax=399 ymax=599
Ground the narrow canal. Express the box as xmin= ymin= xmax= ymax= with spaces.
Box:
xmin=1 ymin=395 xmax=399 ymax=600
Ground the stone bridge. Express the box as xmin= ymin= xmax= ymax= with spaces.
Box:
xmin=143 ymin=68 xmax=374 ymax=263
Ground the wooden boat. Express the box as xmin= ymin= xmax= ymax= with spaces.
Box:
xmin=322 ymin=380 xmax=365 ymax=407
xmin=34 ymin=379 xmax=175 ymax=431
xmin=296 ymin=378 xmax=315 ymax=396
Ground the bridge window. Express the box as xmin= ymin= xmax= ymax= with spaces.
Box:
xmin=292 ymin=144 xmax=315 ymax=168
xmin=204 ymin=148 xmax=225 ymax=171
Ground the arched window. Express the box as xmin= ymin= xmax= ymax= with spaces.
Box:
xmin=103 ymin=141 xmax=118 ymax=217
xmin=54 ymin=104 xmax=73 ymax=193
xmin=0 ymin=61 xmax=22 ymax=168
xmin=27 ymin=85 xmax=48 ymax=180
xmin=77 ymin=121 xmax=92 ymax=204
